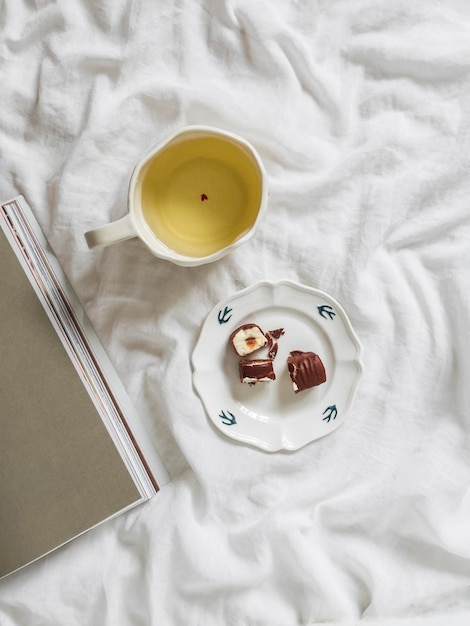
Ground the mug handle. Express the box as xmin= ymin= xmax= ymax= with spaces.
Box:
xmin=84 ymin=213 xmax=136 ymax=249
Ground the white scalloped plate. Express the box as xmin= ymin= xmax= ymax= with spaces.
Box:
xmin=191 ymin=280 xmax=363 ymax=452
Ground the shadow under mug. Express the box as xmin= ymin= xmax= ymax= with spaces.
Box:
xmin=84 ymin=125 xmax=268 ymax=267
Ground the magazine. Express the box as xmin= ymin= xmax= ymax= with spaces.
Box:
xmin=0 ymin=195 xmax=169 ymax=580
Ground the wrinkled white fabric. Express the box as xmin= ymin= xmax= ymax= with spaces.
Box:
xmin=1 ymin=0 xmax=470 ymax=624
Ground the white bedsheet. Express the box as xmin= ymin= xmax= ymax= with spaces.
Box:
xmin=1 ymin=1 xmax=470 ymax=624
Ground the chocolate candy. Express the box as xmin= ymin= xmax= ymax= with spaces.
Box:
xmin=230 ymin=324 xmax=268 ymax=356
xmin=287 ymin=350 xmax=326 ymax=393
xmin=266 ymin=328 xmax=285 ymax=359
xmin=239 ymin=358 xmax=276 ymax=384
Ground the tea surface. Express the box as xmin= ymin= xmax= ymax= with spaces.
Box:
xmin=140 ymin=136 xmax=261 ymax=257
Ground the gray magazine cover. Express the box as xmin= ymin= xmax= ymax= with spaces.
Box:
xmin=0 ymin=195 xmax=169 ymax=580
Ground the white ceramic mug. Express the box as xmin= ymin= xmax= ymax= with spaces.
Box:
xmin=84 ymin=125 xmax=268 ymax=267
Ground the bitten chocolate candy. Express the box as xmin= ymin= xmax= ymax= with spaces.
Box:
xmin=239 ymin=358 xmax=276 ymax=384
xmin=230 ymin=324 xmax=267 ymax=356
xmin=287 ymin=350 xmax=326 ymax=393
xmin=266 ymin=328 xmax=285 ymax=359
